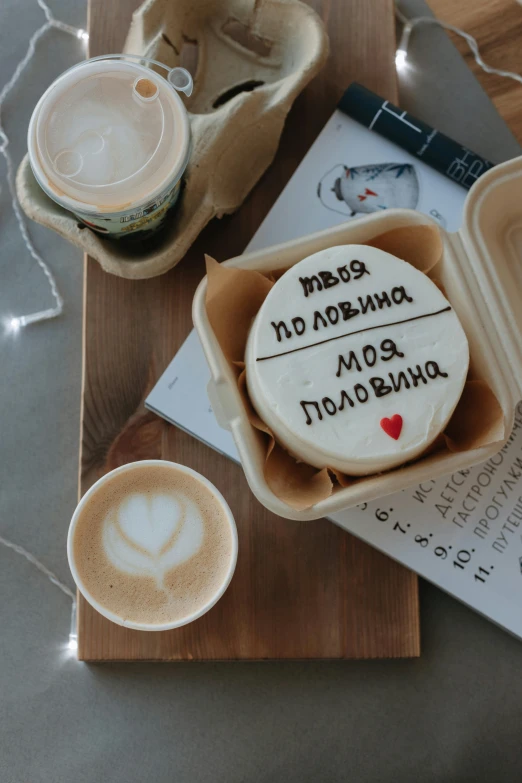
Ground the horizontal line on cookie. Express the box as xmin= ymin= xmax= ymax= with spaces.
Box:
xmin=256 ymin=306 xmax=452 ymax=362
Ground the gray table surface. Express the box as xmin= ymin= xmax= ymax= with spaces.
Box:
xmin=1 ymin=1 xmax=521 ymax=781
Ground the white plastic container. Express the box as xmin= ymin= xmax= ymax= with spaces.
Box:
xmin=28 ymin=56 xmax=192 ymax=237
xmin=193 ymin=157 xmax=522 ymax=521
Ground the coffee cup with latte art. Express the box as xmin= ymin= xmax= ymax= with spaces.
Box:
xmin=67 ymin=461 xmax=238 ymax=631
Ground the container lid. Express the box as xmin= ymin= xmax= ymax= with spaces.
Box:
xmin=460 ymin=156 xmax=522 ymax=399
xmin=29 ymin=59 xmax=191 ymax=212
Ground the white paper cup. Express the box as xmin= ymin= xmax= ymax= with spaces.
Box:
xmin=28 ymin=58 xmax=191 ymax=238
xmin=67 ymin=461 xmax=238 ymax=631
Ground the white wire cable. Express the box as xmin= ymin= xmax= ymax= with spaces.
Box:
xmin=0 ymin=533 xmax=78 ymax=650
xmin=395 ymin=7 xmax=522 ymax=87
xmin=395 ymin=4 xmax=409 ymax=26
xmin=0 ymin=0 xmax=87 ymax=648
xmin=0 ymin=534 xmax=75 ymax=602
xmin=0 ymin=1 xmax=88 ymax=335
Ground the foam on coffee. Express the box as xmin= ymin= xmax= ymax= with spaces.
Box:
xmin=72 ymin=463 xmax=234 ymax=626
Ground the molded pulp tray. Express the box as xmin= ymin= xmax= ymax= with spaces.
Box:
xmin=16 ymin=0 xmax=328 ymax=279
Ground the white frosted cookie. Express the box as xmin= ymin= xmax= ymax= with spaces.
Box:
xmin=245 ymin=244 xmax=469 ymax=475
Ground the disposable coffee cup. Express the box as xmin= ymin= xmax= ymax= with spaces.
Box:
xmin=28 ymin=56 xmax=192 ymax=238
xmin=67 ymin=460 xmax=238 ymax=631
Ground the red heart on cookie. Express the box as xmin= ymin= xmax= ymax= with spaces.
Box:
xmin=380 ymin=414 xmax=403 ymax=440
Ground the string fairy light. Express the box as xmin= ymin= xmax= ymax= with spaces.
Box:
xmin=395 ymin=3 xmax=522 ymax=86
xmin=0 ymin=0 xmax=89 ymax=336
xmin=0 ymin=534 xmax=78 ymax=652
xmin=0 ymin=0 xmax=89 ymax=654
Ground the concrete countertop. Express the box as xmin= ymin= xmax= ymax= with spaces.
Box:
xmin=1 ymin=0 xmax=521 ymax=780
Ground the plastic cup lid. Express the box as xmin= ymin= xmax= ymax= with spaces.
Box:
xmin=30 ymin=59 xmax=190 ymax=212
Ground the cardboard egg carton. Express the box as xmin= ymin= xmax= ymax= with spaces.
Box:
xmin=16 ymin=0 xmax=328 ymax=279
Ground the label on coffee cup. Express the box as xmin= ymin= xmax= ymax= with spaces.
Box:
xmin=77 ymin=179 xmax=183 ymax=236
xmin=245 ymin=244 xmax=469 ymax=475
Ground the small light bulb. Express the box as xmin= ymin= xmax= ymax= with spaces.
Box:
xmin=4 ymin=316 xmax=21 ymax=335
xmin=395 ymin=48 xmax=408 ymax=70
xmin=68 ymin=603 xmax=78 ymax=654
xmin=76 ymin=29 xmax=89 ymax=42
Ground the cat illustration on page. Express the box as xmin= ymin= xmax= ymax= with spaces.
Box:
xmin=317 ymin=162 xmax=420 ymax=217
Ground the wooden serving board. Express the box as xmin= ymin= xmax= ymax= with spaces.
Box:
xmin=78 ymin=0 xmax=420 ymax=661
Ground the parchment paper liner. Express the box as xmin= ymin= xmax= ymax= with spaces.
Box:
xmin=205 ymin=225 xmax=505 ymax=510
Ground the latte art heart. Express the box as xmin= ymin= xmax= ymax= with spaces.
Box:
xmin=117 ymin=494 xmax=182 ymax=554
xmin=103 ymin=491 xmax=204 ymax=586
